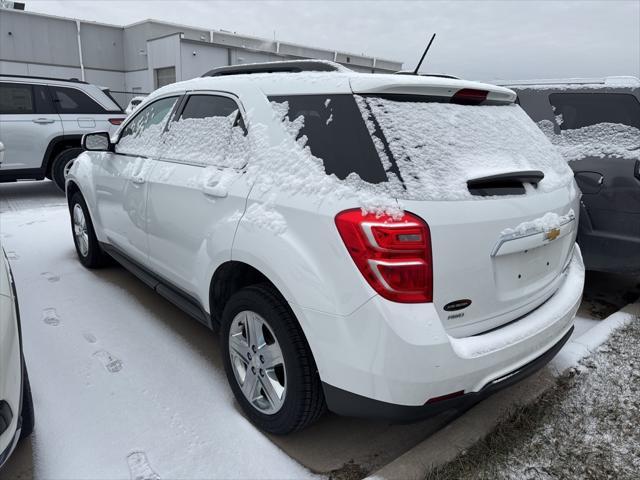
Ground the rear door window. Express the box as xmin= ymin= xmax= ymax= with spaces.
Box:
xmin=549 ymin=93 xmax=640 ymax=130
xmin=0 ymin=82 xmax=34 ymax=114
xmin=161 ymin=94 xmax=247 ymax=167
xmin=268 ymin=94 xmax=388 ymax=184
xmin=50 ymin=85 xmax=108 ymax=114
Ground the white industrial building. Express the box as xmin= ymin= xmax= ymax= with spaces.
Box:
xmin=0 ymin=7 xmax=403 ymax=107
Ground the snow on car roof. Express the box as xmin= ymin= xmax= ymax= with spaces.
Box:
xmin=148 ymin=69 xmax=517 ymax=101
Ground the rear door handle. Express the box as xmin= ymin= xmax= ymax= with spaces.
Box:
xmin=131 ymin=175 xmax=145 ymax=185
xmin=33 ymin=118 xmax=55 ymax=124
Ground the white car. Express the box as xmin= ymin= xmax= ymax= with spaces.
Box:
xmin=0 ymin=75 xmax=126 ymax=191
xmin=125 ymin=96 xmax=146 ymax=115
xmin=0 ymin=248 xmax=34 ymax=468
xmin=66 ymin=60 xmax=584 ymax=434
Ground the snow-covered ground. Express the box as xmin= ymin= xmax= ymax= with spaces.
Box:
xmin=0 ymin=205 xmax=316 ymax=479
xmin=1 ymin=181 xmax=637 ymax=480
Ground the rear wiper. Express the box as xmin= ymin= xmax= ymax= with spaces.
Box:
xmin=467 ymin=170 xmax=544 ymax=196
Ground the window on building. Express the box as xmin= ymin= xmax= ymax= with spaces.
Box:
xmin=50 ymin=86 xmax=107 ymax=114
xmin=154 ymin=67 xmax=176 ymax=89
xmin=0 ymin=82 xmax=34 ymax=114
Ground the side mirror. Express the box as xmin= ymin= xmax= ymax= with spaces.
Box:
xmin=82 ymin=132 xmax=112 ymax=152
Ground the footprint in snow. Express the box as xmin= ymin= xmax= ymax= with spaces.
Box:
xmin=41 ymin=271 xmax=61 ymax=283
xmin=83 ymin=332 xmax=97 ymax=343
xmin=93 ymin=350 xmax=123 ymax=373
xmin=127 ymin=451 xmax=160 ymax=480
xmin=5 ymin=251 xmax=19 ymax=260
xmin=42 ymin=307 xmax=61 ymax=326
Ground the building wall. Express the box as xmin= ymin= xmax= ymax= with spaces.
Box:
xmin=80 ymin=22 xmax=124 ymax=71
xmin=1 ymin=9 xmax=403 ymax=107
xmin=179 ymin=40 xmax=229 ymax=79
xmin=0 ymin=9 xmax=80 ymax=67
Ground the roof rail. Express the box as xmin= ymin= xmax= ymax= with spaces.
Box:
xmin=202 ymin=60 xmax=345 ymax=77
xmin=0 ymin=73 xmax=88 ymax=84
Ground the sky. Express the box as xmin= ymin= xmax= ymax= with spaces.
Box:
xmin=24 ymin=0 xmax=640 ymax=81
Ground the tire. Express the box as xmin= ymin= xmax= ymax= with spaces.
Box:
xmin=51 ymin=147 xmax=83 ymax=192
xmin=221 ymin=284 xmax=325 ymax=434
xmin=69 ymin=192 xmax=110 ymax=268
xmin=19 ymin=364 xmax=34 ymax=440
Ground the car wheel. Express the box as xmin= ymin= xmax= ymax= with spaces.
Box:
xmin=51 ymin=147 xmax=83 ymax=192
xmin=19 ymin=364 xmax=34 ymax=440
xmin=69 ymin=192 xmax=110 ymax=268
xmin=221 ymin=284 xmax=326 ymax=434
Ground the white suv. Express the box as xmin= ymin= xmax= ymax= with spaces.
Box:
xmin=0 ymin=247 xmax=34 ymax=468
xmin=0 ymin=75 xmax=126 ymax=191
xmin=66 ymin=61 xmax=584 ymax=434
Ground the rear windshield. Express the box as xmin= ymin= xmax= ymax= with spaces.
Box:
xmin=270 ymin=94 xmax=572 ymax=200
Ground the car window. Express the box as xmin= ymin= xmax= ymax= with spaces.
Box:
xmin=116 ymin=96 xmax=179 ymax=157
xmin=0 ymin=82 xmax=34 ymax=114
xmin=50 ymin=86 xmax=108 ymax=114
xmin=549 ymin=93 xmax=640 ymax=130
xmin=268 ymin=94 xmax=388 ymax=183
xmin=160 ymin=94 xmax=247 ymax=167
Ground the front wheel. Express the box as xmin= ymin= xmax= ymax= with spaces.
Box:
xmin=69 ymin=192 xmax=109 ymax=268
xmin=221 ymin=284 xmax=325 ymax=434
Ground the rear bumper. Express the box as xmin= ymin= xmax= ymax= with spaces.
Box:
xmin=323 ymin=325 xmax=573 ymax=421
xmin=294 ymin=245 xmax=584 ymax=416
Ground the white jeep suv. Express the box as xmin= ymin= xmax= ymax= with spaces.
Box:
xmin=66 ymin=61 xmax=584 ymax=434
xmin=0 ymin=75 xmax=126 ymax=191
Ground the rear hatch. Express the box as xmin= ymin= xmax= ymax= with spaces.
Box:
xmin=350 ymin=77 xmax=579 ymax=337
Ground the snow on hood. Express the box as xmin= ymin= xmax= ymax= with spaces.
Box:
xmin=538 ymin=120 xmax=640 ymax=162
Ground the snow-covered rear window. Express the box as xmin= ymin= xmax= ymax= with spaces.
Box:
xmin=361 ymin=96 xmax=574 ymax=199
xmin=271 ymin=94 xmax=574 ymax=200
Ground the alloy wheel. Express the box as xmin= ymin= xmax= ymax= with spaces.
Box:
xmin=228 ymin=310 xmax=287 ymax=414
xmin=73 ymin=204 xmax=89 ymax=257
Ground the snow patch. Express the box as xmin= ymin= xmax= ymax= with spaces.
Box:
xmin=538 ymin=120 xmax=640 ymax=162
xmin=501 ymin=209 xmax=575 ymax=237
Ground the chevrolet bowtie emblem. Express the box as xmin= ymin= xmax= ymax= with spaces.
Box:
xmin=545 ymin=228 xmax=561 ymax=241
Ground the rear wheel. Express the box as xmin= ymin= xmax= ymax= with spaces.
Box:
xmin=51 ymin=147 xmax=83 ymax=192
xmin=69 ymin=192 xmax=109 ymax=268
xmin=221 ymin=284 xmax=325 ymax=434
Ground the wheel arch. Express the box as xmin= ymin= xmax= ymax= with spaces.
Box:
xmin=42 ymin=135 xmax=83 ymax=177
xmin=209 ymin=260 xmax=284 ymax=328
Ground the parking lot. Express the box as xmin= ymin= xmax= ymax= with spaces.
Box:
xmin=2 ymin=180 xmax=638 ymax=479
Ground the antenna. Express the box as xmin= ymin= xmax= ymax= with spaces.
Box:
xmin=413 ymin=33 xmax=436 ymax=75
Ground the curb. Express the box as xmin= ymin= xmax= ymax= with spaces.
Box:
xmin=366 ymin=302 xmax=640 ymax=480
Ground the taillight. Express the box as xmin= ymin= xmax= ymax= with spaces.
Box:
xmin=451 ymin=88 xmax=488 ymax=105
xmin=335 ymin=209 xmax=433 ymax=303
xmin=108 ymin=118 xmax=124 ymax=125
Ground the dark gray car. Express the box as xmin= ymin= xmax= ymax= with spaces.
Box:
xmin=506 ymin=77 xmax=640 ymax=274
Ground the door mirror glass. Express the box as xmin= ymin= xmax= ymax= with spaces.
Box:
xmin=83 ymin=132 xmax=111 ymax=151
